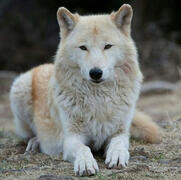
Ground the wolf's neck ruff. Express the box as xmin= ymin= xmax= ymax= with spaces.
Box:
xmin=54 ymin=60 xmax=140 ymax=97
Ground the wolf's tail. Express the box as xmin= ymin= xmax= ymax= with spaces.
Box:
xmin=130 ymin=111 xmax=161 ymax=143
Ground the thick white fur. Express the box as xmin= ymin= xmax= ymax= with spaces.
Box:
xmin=10 ymin=71 xmax=35 ymax=139
xmin=10 ymin=4 xmax=147 ymax=176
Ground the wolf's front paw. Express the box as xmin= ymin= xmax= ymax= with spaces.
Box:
xmin=25 ymin=137 xmax=39 ymax=153
xmin=105 ymin=147 xmax=129 ymax=169
xmin=74 ymin=148 xmax=99 ymax=176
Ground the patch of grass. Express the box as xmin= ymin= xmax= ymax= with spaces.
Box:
xmin=97 ymin=173 xmax=109 ymax=180
xmin=130 ymin=137 xmax=146 ymax=145
xmin=144 ymin=174 xmax=165 ymax=178
xmin=152 ymin=153 xmax=165 ymax=161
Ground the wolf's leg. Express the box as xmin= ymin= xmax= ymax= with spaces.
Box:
xmin=10 ymin=71 xmax=35 ymax=139
xmin=63 ymin=135 xmax=99 ymax=176
xmin=105 ymin=107 xmax=135 ymax=169
xmin=30 ymin=116 xmax=64 ymax=156
xmin=105 ymin=134 xmax=130 ymax=168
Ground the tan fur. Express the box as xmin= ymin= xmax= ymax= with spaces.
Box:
xmin=32 ymin=64 xmax=62 ymax=147
xmin=131 ymin=111 xmax=161 ymax=143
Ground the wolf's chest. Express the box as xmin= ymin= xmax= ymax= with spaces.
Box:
xmin=85 ymin=118 xmax=120 ymax=151
xmin=85 ymin=92 xmax=119 ymax=117
xmin=83 ymin=95 xmax=124 ymax=150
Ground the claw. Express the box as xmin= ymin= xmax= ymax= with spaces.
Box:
xmin=25 ymin=137 xmax=39 ymax=153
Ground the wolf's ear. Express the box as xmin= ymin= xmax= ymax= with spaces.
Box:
xmin=111 ymin=4 xmax=133 ymax=35
xmin=57 ymin=7 xmax=78 ymax=36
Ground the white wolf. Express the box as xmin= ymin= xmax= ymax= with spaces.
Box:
xmin=10 ymin=4 xmax=160 ymax=176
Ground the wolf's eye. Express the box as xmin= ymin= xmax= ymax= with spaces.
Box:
xmin=79 ymin=46 xmax=87 ymax=51
xmin=104 ymin=44 xmax=112 ymax=50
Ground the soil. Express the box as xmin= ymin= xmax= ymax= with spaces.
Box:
xmin=0 ymin=74 xmax=181 ymax=180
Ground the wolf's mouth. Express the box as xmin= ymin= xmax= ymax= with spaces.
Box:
xmin=91 ymin=79 xmax=104 ymax=84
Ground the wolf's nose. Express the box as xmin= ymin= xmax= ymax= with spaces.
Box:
xmin=89 ymin=67 xmax=103 ymax=80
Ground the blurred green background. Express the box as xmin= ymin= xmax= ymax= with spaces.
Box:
xmin=0 ymin=0 xmax=180 ymax=81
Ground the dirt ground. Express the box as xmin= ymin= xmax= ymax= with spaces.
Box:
xmin=0 ymin=75 xmax=181 ymax=180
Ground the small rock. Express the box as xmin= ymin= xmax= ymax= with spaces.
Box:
xmin=131 ymin=155 xmax=147 ymax=161
xmin=133 ymin=147 xmax=150 ymax=158
xmin=172 ymin=158 xmax=181 ymax=163
xmin=159 ymin=159 xmax=170 ymax=164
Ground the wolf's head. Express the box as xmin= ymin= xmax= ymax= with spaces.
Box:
xmin=55 ymin=4 xmax=141 ymax=84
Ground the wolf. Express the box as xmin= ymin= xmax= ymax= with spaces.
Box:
xmin=10 ymin=4 xmax=160 ymax=176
